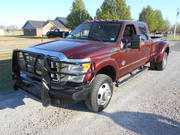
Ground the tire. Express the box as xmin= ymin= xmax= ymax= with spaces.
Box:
xmin=13 ymin=84 xmax=19 ymax=91
xmin=156 ymin=52 xmax=168 ymax=70
xmin=150 ymin=61 xmax=156 ymax=70
xmin=47 ymin=34 xmax=53 ymax=38
xmin=85 ymin=74 xmax=113 ymax=112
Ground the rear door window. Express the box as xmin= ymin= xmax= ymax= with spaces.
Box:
xmin=138 ymin=23 xmax=149 ymax=41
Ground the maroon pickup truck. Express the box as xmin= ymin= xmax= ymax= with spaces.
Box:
xmin=12 ymin=20 xmax=169 ymax=112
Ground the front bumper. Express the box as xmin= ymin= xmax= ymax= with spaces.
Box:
xmin=16 ymin=75 xmax=92 ymax=106
xmin=12 ymin=49 xmax=95 ymax=106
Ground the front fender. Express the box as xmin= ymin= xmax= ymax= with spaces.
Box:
xmin=95 ymin=57 xmax=119 ymax=80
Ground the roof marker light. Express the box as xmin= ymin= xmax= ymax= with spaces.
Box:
xmin=100 ymin=19 xmax=104 ymax=21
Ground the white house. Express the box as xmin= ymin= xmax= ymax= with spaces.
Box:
xmin=0 ymin=29 xmax=4 ymax=36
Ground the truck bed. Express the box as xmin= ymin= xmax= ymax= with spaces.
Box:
xmin=151 ymin=36 xmax=167 ymax=42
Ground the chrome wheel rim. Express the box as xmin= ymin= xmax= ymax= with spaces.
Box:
xmin=97 ymin=83 xmax=112 ymax=106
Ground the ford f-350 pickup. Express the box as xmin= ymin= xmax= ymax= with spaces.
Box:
xmin=12 ymin=20 xmax=170 ymax=112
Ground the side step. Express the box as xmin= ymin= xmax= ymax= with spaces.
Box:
xmin=115 ymin=66 xmax=148 ymax=87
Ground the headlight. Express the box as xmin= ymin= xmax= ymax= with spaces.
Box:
xmin=49 ymin=58 xmax=92 ymax=83
xmin=65 ymin=58 xmax=91 ymax=83
xmin=68 ymin=63 xmax=91 ymax=73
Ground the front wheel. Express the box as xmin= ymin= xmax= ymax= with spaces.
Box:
xmin=85 ymin=74 xmax=113 ymax=112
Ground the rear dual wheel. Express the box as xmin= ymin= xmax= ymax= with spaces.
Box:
xmin=150 ymin=52 xmax=168 ymax=70
xmin=157 ymin=52 xmax=168 ymax=70
xmin=85 ymin=74 xmax=113 ymax=112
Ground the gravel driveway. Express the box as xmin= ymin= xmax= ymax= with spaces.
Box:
xmin=0 ymin=41 xmax=180 ymax=135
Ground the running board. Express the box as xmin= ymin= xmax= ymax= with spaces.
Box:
xmin=115 ymin=66 xmax=148 ymax=87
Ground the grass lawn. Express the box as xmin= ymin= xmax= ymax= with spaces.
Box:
xmin=167 ymin=35 xmax=180 ymax=41
xmin=0 ymin=35 xmax=47 ymax=39
xmin=0 ymin=36 xmax=56 ymax=95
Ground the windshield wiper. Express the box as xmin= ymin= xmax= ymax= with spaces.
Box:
xmin=88 ymin=36 xmax=105 ymax=42
xmin=94 ymin=38 xmax=105 ymax=42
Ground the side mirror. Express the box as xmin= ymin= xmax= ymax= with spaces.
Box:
xmin=131 ymin=35 xmax=142 ymax=49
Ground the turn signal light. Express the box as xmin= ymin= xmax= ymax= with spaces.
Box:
xmin=83 ymin=63 xmax=91 ymax=71
xmin=139 ymin=42 xmax=143 ymax=47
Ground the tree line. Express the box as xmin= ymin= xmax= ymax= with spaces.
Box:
xmin=0 ymin=25 xmax=18 ymax=30
xmin=67 ymin=0 xmax=172 ymax=32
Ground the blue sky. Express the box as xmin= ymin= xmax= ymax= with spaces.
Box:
xmin=0 ymin=0 xmax=179 ymax=28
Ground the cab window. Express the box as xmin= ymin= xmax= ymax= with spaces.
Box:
xmin=122 ymin=24 xmax=137 ymax=48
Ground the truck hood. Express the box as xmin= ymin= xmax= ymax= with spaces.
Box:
xmin=29 ymin=39 xmax=114 ymax=59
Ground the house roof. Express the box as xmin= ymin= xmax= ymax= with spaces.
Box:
xmin=44 ymin=20 xmax=68 ymax=30
xmin=55 ymin=17 xmax=68 ymax=26
xmin=22 ymin=17 xmax=69 ymax=30
xmin=22 ymin=20 xmax=46 ymax=29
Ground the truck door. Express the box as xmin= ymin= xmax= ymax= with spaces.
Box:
xmin=118 ymin=24 xmax=144 ymax=77
xmin=137 ymin=23 xmax=151 ymax=64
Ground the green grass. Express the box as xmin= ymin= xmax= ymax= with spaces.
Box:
xmin=0 ymin=35 xmax=47 ymax=39
xmin=0 ymin=37 xmax=56 ymax=95
xmin=167 ymin=35 xmax=180 ymax=41
xmin=0 ymin=59 xmax=13 ymax=95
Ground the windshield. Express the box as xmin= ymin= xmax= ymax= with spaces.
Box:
xmin=66 ymin=22 xmax=122 ymax=42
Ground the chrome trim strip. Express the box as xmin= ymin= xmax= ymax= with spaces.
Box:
xmin=120 ymin=56 xmax=148 ymax=70
xmin=67 ymin=58 xmax=91 ymax=63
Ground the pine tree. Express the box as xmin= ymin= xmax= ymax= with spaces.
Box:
xmin=67 ymin=0 xmax=92 ymax=29
xmin=96 ymin=0 xmax=131 ymax=20
xmin=154 ymin=10 xmax=165 ymax=31
xmin=139 ymin=6 xmax=156 ymax=32
xmin=139 ymin=6 xmax=165 ymax=32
